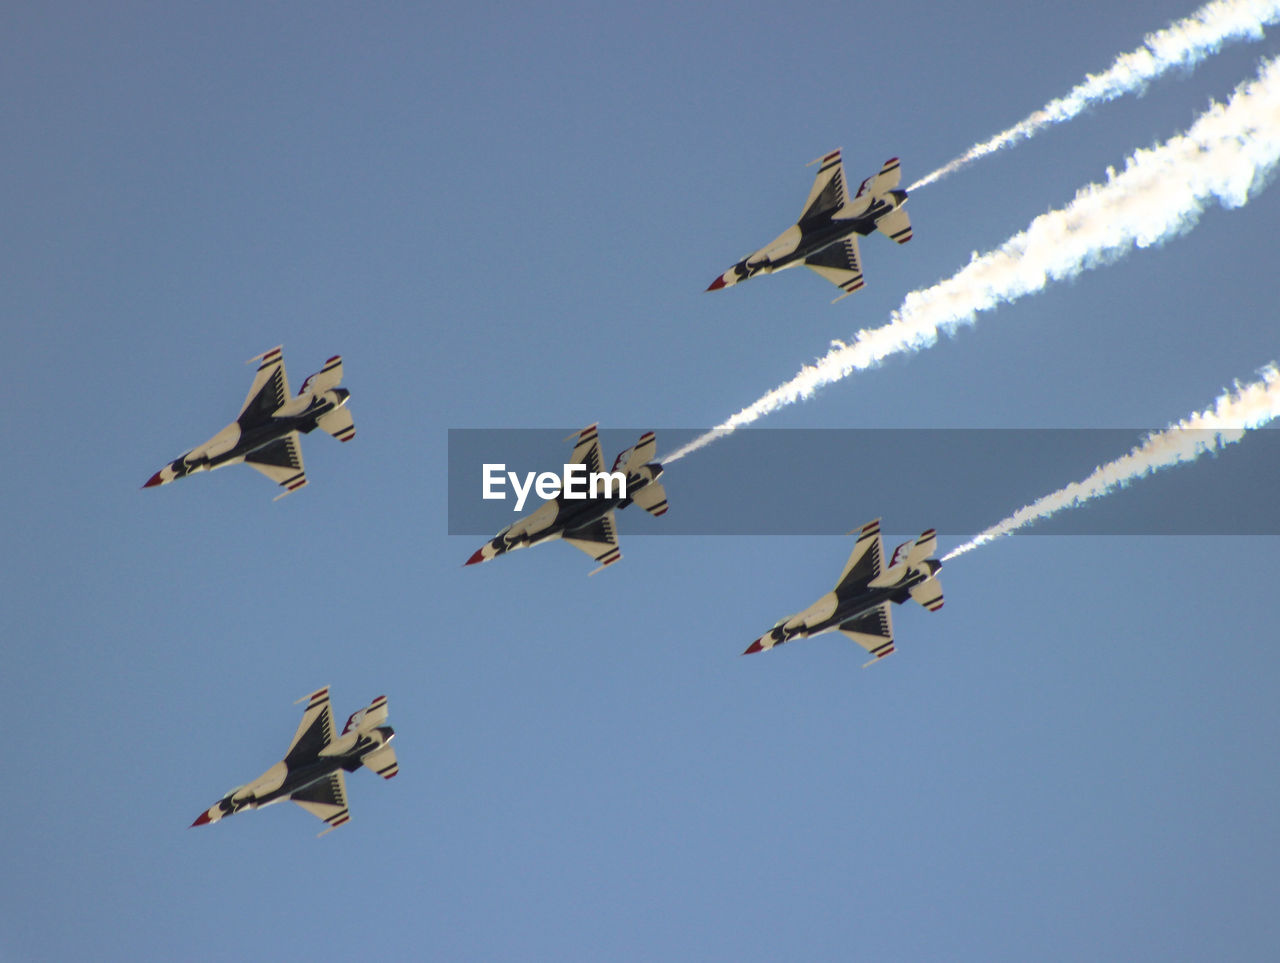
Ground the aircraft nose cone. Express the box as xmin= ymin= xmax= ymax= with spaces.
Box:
xmin=742 ymin=638 xmax=764 ymax=655
xmin=191 ymin=811 xmax=212 ymax=827
xmin=706 ymin=275 xmax=727 ymax=292
xmin=464 ymin=548 xmax=485 ymax=566
xmin=143 ymin=470 xmax=164 ymax=488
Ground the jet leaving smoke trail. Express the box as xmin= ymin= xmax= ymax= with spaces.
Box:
xmin=663 ymin=55 xmax=1280 ymax=465
xmin=909 ymin=0 xmax=1280 ymax=191
xmin=943 ymin=364 xmax=1280 ymax=559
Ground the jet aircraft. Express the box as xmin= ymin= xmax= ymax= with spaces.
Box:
xmin=707 ymin=150 xmax=912 ymax=302
xmin=143 ymin=346 xmax=355 ymax=499
xmin=744 ymin=519 xmax=943 ymax=664
xmin=465 ymin=425 xmax=668 ymax=574
xmin=192 ymin=687 xmax=398 ymax=835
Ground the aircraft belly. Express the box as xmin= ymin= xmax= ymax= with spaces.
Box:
xmin=831 ymin=588 xmax=899 ymax=628
xmin=790 ymin=592 xmax=838 ymax=631
xmin=238 ymin=416 xmax=312 ymax=458
xmin=794 ymin=223 xmax=862 ymax=263
xmin=559 ymin=495 xmax=626 ymax=535
xmin=261 ymin=758 xmax=345 ymax=806
xmin=206 ymin=451 xmax=247 ymax=471
xmin=758 ymin=224 xmax=803 ymax=261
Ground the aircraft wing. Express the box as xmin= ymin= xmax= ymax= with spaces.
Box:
xmin=875 ymin=208 xmax=913 ymax=245
xmin=867 ymin=157 xmax=902 ymax=194
xmin=803 ymin=238 xmax=864 ymax=302
xmin=834 ymin=519 xmax=883 ymax=593
xmin=239 ymin=346 xmax=290 ymax=429
xmin=800 ymin=149 xmax=848 ymax=221
xmin=838 ymin=603 xmax=896 ymax=666
xmin=290 ymin=772 xmax=350 ymax=836
xmin=568 ymin=424 xmax=605 ymax=476
xmin=244 ymin=432 xmax=308 ymax=500
xmin=285 ymin=687 xmax=335 ymax=765
xmin=564 ymin=511 xmax=622 ymax=575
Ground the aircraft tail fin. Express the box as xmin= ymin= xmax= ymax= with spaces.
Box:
xmin=867 ymin=157 xmax=902 ymax=195
xmin=612 ymin=431 xmax=657 ymax=474
xmin=341 ymin=695 xmax=388 ymax=734
xmin=889 ymin=529 xmax=937 ymax=568
xmin=299 ymin=355 xmax=344 ymax=396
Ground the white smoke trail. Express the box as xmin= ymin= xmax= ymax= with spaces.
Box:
xmin=909 ymin=0 xmax=1280 ymax=191
xmin=943 ymin=364 xmax=1280 ymax=559
xmin=663 ymin=55 xmax=1280 ymax=465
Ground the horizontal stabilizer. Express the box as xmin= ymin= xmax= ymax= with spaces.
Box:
xmin=342 ymin=694 xmax=388 ymax=734
xmin=630 ymin=481 xmax=668 ymax=517
xmin=875 ymin=207 xmax=912 ymax=245
xmin=909 ymin=578 xmax=944 ymax=612
xmin=868 ymin=157 xmax=902 ymax=195
xmin=299 ymin=355 xmax=344 ymax=396
xmin=890 ymin=529 xmax=937 ymax=568
xmin=362 ymin=744 xmax=399 ymax=780
xmin=316 ymin=406 xmax=356 ymax=443
xmin=612 ymin=431 xmax=657 ymax=474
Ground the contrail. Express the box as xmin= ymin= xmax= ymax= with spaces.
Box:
xmin=663 ymin=55 xmax=1280 ymax=465
xmin=943 ymin=363 xmax=1280 ymax=559
xmin=909 ymin=0 xmax=1280 ymax=191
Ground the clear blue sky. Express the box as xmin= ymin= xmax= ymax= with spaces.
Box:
xmin=4 ymin=2 xmax=1280 ymax=960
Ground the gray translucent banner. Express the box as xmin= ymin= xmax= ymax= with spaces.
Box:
xmin=448 ymin=428 xmax=1280 ymax=536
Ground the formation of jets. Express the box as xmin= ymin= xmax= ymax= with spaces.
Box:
xmin=707 ymin=150 xmax=912 ymax=302
xmin=158 ymin=150 xmax=939 ymax=836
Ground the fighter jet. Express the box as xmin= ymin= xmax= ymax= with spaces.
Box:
xmin=744 ymin=519 xmax=943 ymax=665
xmin=143 ymin=345 xmax=355 ymax=499
xmin=707 ymin=150 xmax=912 ymax=302
xmin=465 ymin=425 xmax=668 ymax=574
xmin=192 ymin=687 xmax=398 ymax=836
